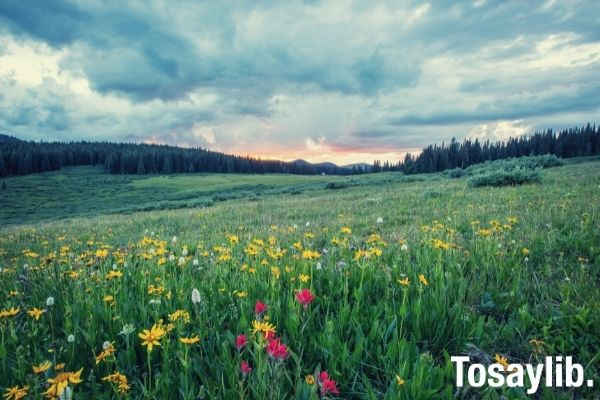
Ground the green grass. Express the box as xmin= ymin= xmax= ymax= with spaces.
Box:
xmin=0 ymin=159 xmax=599 ymax=399
xmin=0 ymin=166 xmax=435 ymax=225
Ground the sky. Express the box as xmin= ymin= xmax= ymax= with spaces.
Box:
xmin=0 ymin=0 xmax=599 ymax=165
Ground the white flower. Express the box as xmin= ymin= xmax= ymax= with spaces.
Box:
xmin=316 ymin=262 xmax=322 ymax=270
xmin=182 ymin=247 xmax=189 ymax=256
xmin=112 ymin=263 xmax=117 ymax=270
xmin=193 ymin=258 xmax=199 ymax=266
xmin=169 ymin=254 xmax=175 ymax=262
xmin=178 ymin=256 xmax=186 ymax=266
xmin=305 ymin=222 xmax=310 ymax=227
xmin=376 ymin=217 xmax=383 ymax=224
xmin=23 ymin=263 xmax=29 ymax=269
xmin=145 ymin=229 xmax=149 ymax=234
xmin=191 ymin=288 xmax=201 ymax=304
xmin=67 ymin=334 xmax=75 ymax=343
xmin=172 ymin=236 xmax=178 ymax=243
xmin=293 ymin=224 xmax=298 ymax=229
xmin=400 ymin=244 xmax=408 ymax=251
xmin=150 ymin=231 xmax=155 ymax=236
xmin=149 ymin=299 xmax=161 ymax=305
xmin=102 ymin=341 xmax=111 ymax=350
xmin=46 ymin=297 xmax=55 ymax=307
xmin=119 ymin=323 xmax=135 ymax=336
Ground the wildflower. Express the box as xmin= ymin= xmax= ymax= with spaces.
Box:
xmin=316 ymin=262 xmax=322 ymax=270
xmin=251 ymin=320 xmax=276 ymax=338
xmin=266 ymin=338 xmax=289 ymax=360
xmin=119 ymin=324 xmax=135 ymax=336
xmin=138 ymin=323 xmax=166 ymax=352
xmin=0 ymin=307 xmax=20 ymax=319
xmin=305 ymin=375 xmax=315 ymax=385
xmin=302 ymin=250 xmax=320 ymax=260
xmin=33 ymin=361 xmax=52 ymax=374
xmin=95 ymin=343 xmax=116 ymax=364
xmin=46 ymin=297 xmax=55 ymax=307
xmin=418 ymin=274 xmax=428 ymax=286
xmin=44 ymin=368 xmax=83 ymax=399
xmin=340 ymin=226 xmax=352 ymax=234
xmin=235 ymin=334 xmax=247 ymax=350
xmin=494 ymin=354 xmax=509 ymax=370
xmin=67 ymin=335 xmax=75 ymax=343
xmin=27 ymin=307 xmax=46 ymax=320
xmin=521 ymin=248 xmax=530 ymax=256
xmin=192 ymin=258 xmax=199 ymax=266
xmin=169 ymin=309 xmax=191 ymax=324
xmin=240 ymin=361 xmax=252 ymax=375
xmin=395 ymin=375 xmax=405 ymax=386
xmin=55 ymin=363 xmax=65 ymax=371
xmin=400 ymin=244 xmax=408 ymax=251
xmin=105 ymin=270 xmax=122 ymax=280
xmin=397 ymin=277 xmax=410 ymax=287
xmin=296 ymin=288 xmax=315 ymax=308
xmin=254 ymin=301 xmax=267 ymax=316
xmin=377 ymin=217 xmax=383 ymax=224
xmin=179 ymin=336 xmax=200 ymax=345
xmin=102 ymin=371 xmax=130 ymax=393
xmin=3 ymin=385 xmax=29 ymax=400
xmin=299 ymin=274 xmax=310 ymax=283
xmin=103 ymin=295 xmax=114 ymax=303
xmin=319 ymin=371 xmax=339 ymax=396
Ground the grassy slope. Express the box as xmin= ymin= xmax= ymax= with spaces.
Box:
xmin=0 ymin=166 xmax=432 ymax=225
xmin=0 ymin=160 xmax=599 ymax=398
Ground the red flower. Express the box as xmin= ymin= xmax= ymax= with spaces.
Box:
xmin=235 ymin=334 xmax=247 ymax=350
xmin=296 ymin=289 xmax=315 ymax=308
xmin=266 ymin=338 xmax=289 ymax=360
xmin=240 ymin=360 xmax=252 ymax=375
xmin=254 ymin=300 xmax=267 ymax=316
xmin=264 ymin=330 xmax=276 ymax=340
xmin=319 ymin=370 xmax=339 ymax=396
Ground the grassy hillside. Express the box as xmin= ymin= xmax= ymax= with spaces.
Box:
xmin=0 ymin=159 xmax=599 ymax=399
xmin=0 ymin=166 xmax=432 ymax=225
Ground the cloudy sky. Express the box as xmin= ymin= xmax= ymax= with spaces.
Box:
xmin=0 ymin=0 xmax=599 ymax=164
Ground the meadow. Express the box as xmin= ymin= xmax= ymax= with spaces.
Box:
xmin=0 ymin=158 xmax=599 ymax=399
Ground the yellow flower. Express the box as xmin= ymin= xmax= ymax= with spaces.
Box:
xmin=418 ymin=274 xmax=428 ymax=286
xmin=305 ymin=375 xmax=315 ymax=385
xmin=27 ymin=307 xmax=46 ymax=320
xmin=95 ymin=343 xmax=116 ymax=364
xmin=169 ymin=309 xmax=191 ymax=324
xmin=102 ymin=372 xmax=130 ymax=393
xmin=105 ymin=270 xmax=123 ymax=280
xmin=103 ymin=295 xmax=114 ymax=303
xmin=251 ymin=320 xmax=276 ymax=337
xmin=44 ymin=368 xmax=83 ymax=399
xmin=299 ymin=274 xmax=310 ymax=283
xmin=54 ymin=363 xmax=65 ymax=371
xmin=301 ymin=250 xmax=320 ymax=260
xmin=521 ymin=248 xmax=530 ymax=256
xmin=3 ymin=385 xmax=29 ymax=400
xmin=494 ymin=354 xmax=510 ymax=371
xmin=340 ymin=226 xmax=352 ymax=234
xmin=33 ymin=361 xmax=52 ymax=374
xmin=0 ymin=307 xmax=20 ymax=319
xmin=395 ymin=375 xmax=405 ymax=386
xmin=397 ymin=277 xmax=410 ymax=287
xmin=179 ymin=336 xmax=200 ymax=345
xmin=138 ymin=324 xmax=166 ymax=352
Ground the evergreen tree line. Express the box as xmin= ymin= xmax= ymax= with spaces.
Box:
xmin=0 ymin=140 xmax=358 ymax=177
xmin=1 ymin=123 xmax=598 ymax=178
xmin=375 ymin=123 xmax=600 ymax=174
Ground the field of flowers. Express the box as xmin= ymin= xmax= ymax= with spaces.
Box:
xmin=1 ymin=160 xmax=599 ymax=399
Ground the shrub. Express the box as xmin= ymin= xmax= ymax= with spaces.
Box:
xmin=468 ymin=167 xmax=541 ymax=187
xmin=446 ymin=168 xmax=466 ymax=178
xmin=326 ymin=182 xmax=349 ymax=189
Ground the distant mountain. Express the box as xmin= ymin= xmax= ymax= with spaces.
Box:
xmin=290 ymin=159 xmax=353 ymax=173
xmin=0 ymin=134 xmax=23 ymax=143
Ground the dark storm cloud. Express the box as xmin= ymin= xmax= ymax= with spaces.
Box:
xmin=0 ymin=0 xmax=598 ymax=156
